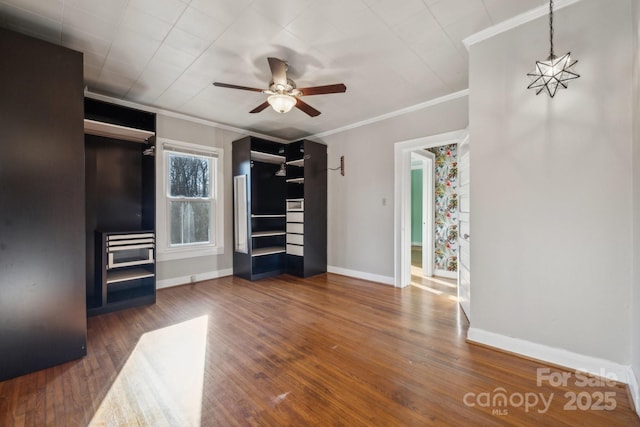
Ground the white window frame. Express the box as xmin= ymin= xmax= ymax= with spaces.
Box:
xmin=156 ymin=138 xmax=224 ymax=261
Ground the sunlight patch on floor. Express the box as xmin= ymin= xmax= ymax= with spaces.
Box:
xmin=89 ymin=316 xmax=209 ymax=427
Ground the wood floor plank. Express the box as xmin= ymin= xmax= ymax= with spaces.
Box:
xmin=0 ymin=273 xmax=638 ymax=426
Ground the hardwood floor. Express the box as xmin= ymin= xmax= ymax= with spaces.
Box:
xmin=0 ymin=273 xmax=638 ymax=426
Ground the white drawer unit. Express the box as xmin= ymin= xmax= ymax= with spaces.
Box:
xmin=286 ymin=222 xmax=304 ymax=234
xmin=286 ymin=212 xmax=304 ymax=223
xmin=286 ymin=233 xmax=304 ymax=245
xmin=287 ymin=244 xmax=304 ymax=256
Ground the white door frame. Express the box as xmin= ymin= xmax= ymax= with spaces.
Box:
xmin=394 ymin=129 xmax=468 ymax=288
xmin=411 ymin=150 xmax=435 ymax=277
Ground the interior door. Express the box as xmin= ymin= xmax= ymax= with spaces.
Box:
xmin=457 ymin=136 xmax=471 ymax=321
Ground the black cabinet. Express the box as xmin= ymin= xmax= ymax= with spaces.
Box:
xmin=92 ymin=231 xmax=156 ymax=314
xmin=232 ymin=137 xmax=326 ymax=280
xmin=285 ymin=140 xmax=328 ymax=277
xmin=0 ymin=29 xmax=86 ymax=381
xmin=84 ymin=100 xmax=156 ymax=315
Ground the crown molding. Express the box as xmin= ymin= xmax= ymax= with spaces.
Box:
xmin=463 ymin=0 xmax=584 ymax=50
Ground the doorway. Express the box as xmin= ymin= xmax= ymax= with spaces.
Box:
xmin=394 ymin=129 xmax=468 ymax=289
xmin=410 ymin=150 xmax=435 ymax=278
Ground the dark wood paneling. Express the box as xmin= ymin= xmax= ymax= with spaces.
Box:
xmin=0 ymin=29 xmax=86 ymax=381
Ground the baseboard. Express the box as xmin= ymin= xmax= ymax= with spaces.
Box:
xmin=434 ymin=269 xmax=457 ymax=279
xmin=628 ymin=366 xmax=640 ymax=417
xmin=156 ymin=268 xmax=233 ymax=289
xmin=327 ymin=266 xmax=395 ymax=286
xmin=467 ymin=327 xmax=630 ymax=383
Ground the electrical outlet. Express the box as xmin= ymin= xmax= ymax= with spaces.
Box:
xmin=382 ymin=198 xmax=387 ymax=206
xmin=190 ymin=275 xmax=197 ymax=283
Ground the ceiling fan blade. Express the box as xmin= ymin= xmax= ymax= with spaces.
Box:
xmin=267 ymin=57 xmax=288 ymax=87
xmin=295 ymin=98 xmax=321 ymax=117
xmin=213 ymin=82 xmax=264 ymax=92
xmin=298 ymin=83 xmax=347 ymax=96
xmin=249 ymin=101 xmax=270 ymax=114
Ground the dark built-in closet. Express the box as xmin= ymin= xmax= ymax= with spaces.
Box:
xmin=232 ymin=137 xmax=327 ymax=280
xmin=0 ymin=29 xmax=86 ymax=381
xmin=84 ymin=99 xmax=157 ymax=316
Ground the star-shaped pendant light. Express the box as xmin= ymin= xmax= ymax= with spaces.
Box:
xmin=527 ymin=0 xmax=579 ymax=97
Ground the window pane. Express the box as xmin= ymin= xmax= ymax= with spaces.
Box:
xmin=168 ymin=153 xmax=210 ymax=197
xmin=169 ymin=201 xmax=211 ymax=245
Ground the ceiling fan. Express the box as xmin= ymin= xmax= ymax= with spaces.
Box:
xmin=213 ymin=57 xmax=346 ymax=117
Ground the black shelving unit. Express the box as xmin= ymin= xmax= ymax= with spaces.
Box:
xmin=232 ymin=136 xmax=326 ymax=280
xmin=85 ymin=99 xmax=157 ymax=315
xmin=232 ymin=137 xmax=287 ymax=280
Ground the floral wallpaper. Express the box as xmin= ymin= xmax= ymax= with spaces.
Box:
xmin=427 ymin=143 xmax=458 ymax=272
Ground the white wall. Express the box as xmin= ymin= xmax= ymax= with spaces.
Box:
xmin=632 ymin=0 xmax=640 ymax=410
xmin=155 ymin=114 xmax=245 ymax=285
xmin=315 ymin=96 xmax=468 ymax=281
xmin=469 ymin=0 xmax=633 ymax=368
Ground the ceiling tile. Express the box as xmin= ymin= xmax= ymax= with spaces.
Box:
xmin=101 ymin=55 xmax=148 ymax=78
xmin=61 ymin=27 xmax=112 ymax=57
xmin=443 ymin=12 xmax=492 ymax=51
xmin=83 ymin=63 xmax=101 ymax=85
xmin=175 ymin=6 xmax=227 ymax=43
xmin=2 ymin=2 xmax=61 ymax=43
xmin=96 ymin=69 xmax=136 ymax=97
xmin=128 ymin=0 xmax=188 ymax=24
xmin=64 ymin=0 xmax=128 ymax=23
xmin=213 ymin=9 xmax=284 ymax=50
xmin=370 ymin=0 xmax=427 ymax=27
xmin=190 ymin=0 xmax=252 ymax=27
xmin=390 ymin=8 xmax=441 ymax=44
xmin=427 ymin=0 xmax=488 ymax=28
xmin=119 ymin=6 xmax=173 ymax=41
xmin=328 ymin=6 xmax=383 ymax=38
xmin=62 ymin=5 xmax=117 ymax=41
xmin=164 ymin=27 xmax=210 ymax=58
xmin=482 ymin=0 xmax=544 ymax=24
xmin=81 ymin=51 xmax=107 ymax=69
xmin=250 ymin=0 xmax=313 ymax=27
xmin=3 ymin=0 xmax=63 ymax=22
xmin=152 ymin=43 xmax=198 ymax=71
xmin=107 ymin=29 xmax=161 ymax=64
xmin=285 ymin=8 xmax=344 ymax=46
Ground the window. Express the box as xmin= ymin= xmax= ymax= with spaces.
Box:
xmin=157 ymin=139 xmax=224 ymax=261
xmin=168 ymin=152 xmax=211 ymax=245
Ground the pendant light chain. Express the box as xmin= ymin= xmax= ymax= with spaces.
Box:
xmin=549 ymin=0 xmax=554 ymax=58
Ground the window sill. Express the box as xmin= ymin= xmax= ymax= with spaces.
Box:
xmin=157 ymin=245 xmax=224 ymax=262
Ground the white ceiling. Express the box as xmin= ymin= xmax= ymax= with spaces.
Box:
xmin=0 ymin=0 xmax=547 ymax=140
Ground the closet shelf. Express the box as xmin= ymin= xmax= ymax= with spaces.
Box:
xmin=252 ymin=230 xmax=286 ymax=237
xmin=251 ymin=150 xmax=285 ymax=164
xmin=286 ymin=178 xmax=304 ymax=184
xmin=106 ymin=267 xmax=155 ymax=284
xmin=251 ymin=214 xmax=286 ymax=218
xmin=286 ymin=158 xmax=304 ymax=167
xmin=252 ymin=246 xmax=286 ymax=257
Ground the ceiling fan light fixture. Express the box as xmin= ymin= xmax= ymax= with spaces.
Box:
xmin=267 ymin=94 xmax=296 ymax=113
